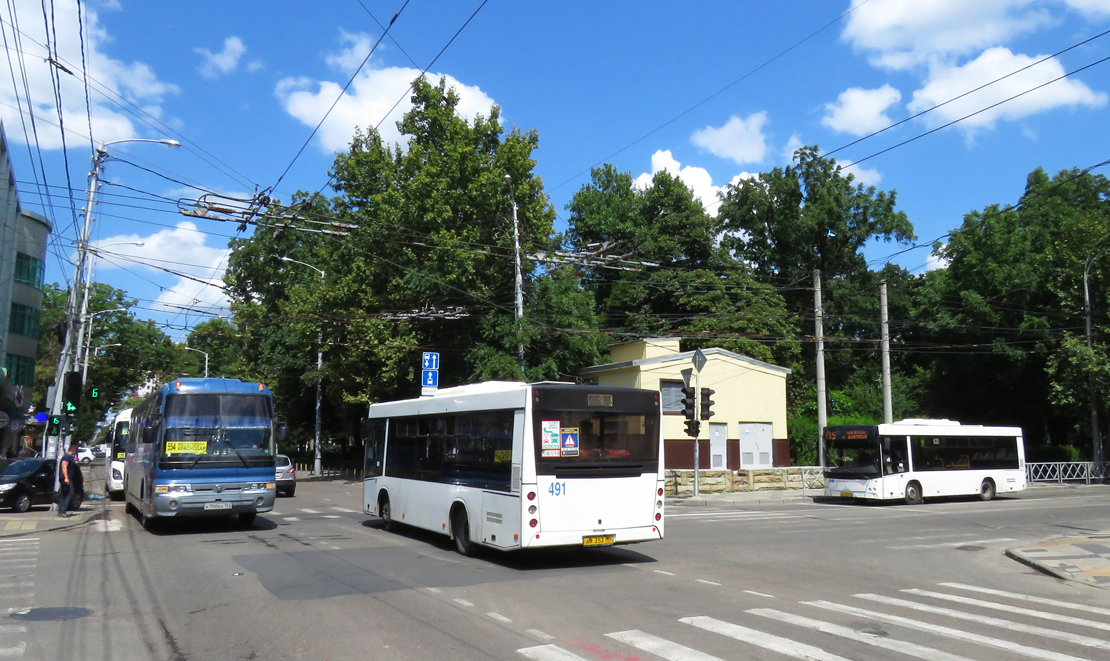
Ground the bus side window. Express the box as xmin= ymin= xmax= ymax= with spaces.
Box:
xmin=882 ymin=437 xmax=905 ymax=474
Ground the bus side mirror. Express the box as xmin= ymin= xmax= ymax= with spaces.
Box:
xmin=143 ymin=425 xmax=157 ymax=444
xmin=278 ymin=425 xmax=288 ymax=442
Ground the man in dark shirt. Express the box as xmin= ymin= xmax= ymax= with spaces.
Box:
xmin=57 ymin=443 xmax=82 ymax=517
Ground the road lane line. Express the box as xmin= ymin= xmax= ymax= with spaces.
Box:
xmin=518 ymin=644 xmax=589 ymax=660
xmin=748 ymin=608 xmax=976 ymax=661
xmin=525 ymin=630 xmax=554 ymax=641
xmin=298 ymin=508 xmax=321 ymax=514
xmin=330 ymin=507 xmax=357 ymax=513
xmin=886 ymin=537 xmax=1015 ymax=549
xmin=681 ymin=615 xmax=853 ymax=661
xmin=0 ymin=539 xmax=38 ymax=544
xmin=805 ymin=600 xmax=1087 ymax=661
xmin=938 ymin=582 xmax=1110 ymax=617
xmin=654 ymin=570 xmax=675 ymax=576
xmin=743 ymin=590 xmax=775 ymax=598
xmin=902 ymin=588 xmax=1110 ymax=632
xmin=606 ymin=629 xmax=724 ymax=660
xmin=696 ymin=579 xmax=721 ymax=586
xmin=424 ymin=587 xmax=441 ymax=593
xmin=282 ymin=517 xmax=299 ymax=522
xmin=487 ymin=612 xmax=512 ymax=623
xmin=858 ymin=593 xmax=1110 ymax=650
xmin=453 ymin=598 xmax=473 ymax=607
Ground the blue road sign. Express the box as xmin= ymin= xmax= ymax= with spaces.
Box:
xmin=422 ymin=352 xmax=440 ymax=370
xmin=422 ymin=369 xmax=439 ymax=387
xmin=33 ymin=412 xmax=48 ymax=423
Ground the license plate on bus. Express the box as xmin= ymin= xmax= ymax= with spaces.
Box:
xmin=840 ymin=492 xmax=853 ymax=498
xmin=204 ymin=502 xmax=232 ymax=511
xmin=583 ymin=535 xmax=614 ymax=547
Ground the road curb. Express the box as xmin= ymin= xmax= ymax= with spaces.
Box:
xmin=1005 ymin=532 xmax=1110 ymax=589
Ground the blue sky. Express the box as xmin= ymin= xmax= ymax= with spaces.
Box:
xmin=3 ymin=0 xmax=1110 ymax=338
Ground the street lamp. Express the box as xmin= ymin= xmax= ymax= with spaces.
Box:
xmin=1083 ymin=235 xmax=1110 ymax=465
xmin=278 ymin=256 xmax=325 ymax=477
xmin=51 ymin=138 xmax=179 ymax=463
xmin=78 ymin=305 xmax=131 ymax=383
xmin=504 ymin=173 xmax=524 ymax=377
xmin=183 ymin=346 xmax=209 ymax=378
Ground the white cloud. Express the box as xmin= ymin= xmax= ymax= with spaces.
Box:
xmin=326 ymin=31 xmax=374 ymax=73
xmin=822 ymin=85 xmax=902 ymax=136
xmin=275 ymin=31 xmax=497 ymax=152
xmin=632 ymin=150 xmax=756 ymax=216
xmin=195 ymin=36 xmax=246 ymax=79
xmin=840 ymin=161 xmax=883 ymax=187
xmin=690 ymin=112 xmax=769 ymax=165
xmin=926 ymin=249 xmax=949 ymax=271
xmin=0 ymin=0 xmax=178 ymax=149
xmin=1064 ymin=0 xmax=1110 ymax=16
xmin=781 ymin=132 xmax=804 ymax=163
xmin=842 ymin=0 xmax=1051 ymax=70
xmin=91 ymin=222 xmax=230 ymax=313
xmin=908 ymin=46 xmax=1107 ymax=135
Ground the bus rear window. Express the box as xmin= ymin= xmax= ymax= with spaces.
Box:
xmin=533 ymin=410 xmax=658 ymax=472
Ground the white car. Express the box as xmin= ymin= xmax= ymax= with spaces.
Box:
xmin=76 ymin=447 xmax=96 ymax=465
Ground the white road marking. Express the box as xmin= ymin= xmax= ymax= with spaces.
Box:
xmin=901 ymin=588 xmax=1110 ymax=632
xmin=695 ymin=579 xmax=721 ymax=586
xmin=939 ymin=582 xmax=1110 ymax=617
xmin=859 ymin=593 xmax=1110 ymax=650
xmin=453 ymin=598 xmax=473 ymax=607
xmin=321 ymin=515 xmax=340 ymax=519
xmin=517 ymin=645 xmax=589 ymax=660
xmin=654 ymin=570 xmax=675 ymax=576
xmin=525 ymin=630 xmax=554 ymax=641
xmin=806 ymin=600 xmax=1087 ymax=661
xmin=0 ymin=539 xmax=38 ymax=545
xmin=93 ymin=520 xmax=122 ymax=532
xmin=749 ymin=608 xmax=976 ymax=661
xmin=487 ymin=612 xmax=512 ymax=623
xmin=330 ymin=506 xmax=357 ymax=513
xmin=681 ymin=615 xmax=853 ymax=661
xmin=424 ymin=587 xmax=442 ymax=593
xmin=282 ymin=517 xmax=299 ymax=522
xmin=298 ymin=508 xmax=321 ymax=514
xmin=743 ymin=590 xmax=776 ymax=598
xmin=0 ymin=641 xmax=26 ymax=657
xmin=886 ymin=537 xmax=1016 ymax=549
xmin=607 ymin=629 xmax=724 ymax=660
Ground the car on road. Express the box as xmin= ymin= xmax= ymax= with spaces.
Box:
xmin=0 ymin=458 xmax=58 ymax=513
xmin=77 ymin=447 xmax=96 ymax=465
xmin=276 ymin=454 xmax=296 ymax=497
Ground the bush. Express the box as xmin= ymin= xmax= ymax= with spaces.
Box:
xmin=1026 ymin=444 xmax=1084 ymax=462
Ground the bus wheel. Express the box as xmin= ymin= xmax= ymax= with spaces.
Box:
xmin=452 ymin=508 xmax=475 ymax=557
xmin=139 ymin=492 xmax=153 ymax=529
xmin=979 ymin=479 xmax=996 ymax=501
xmin=904 ymin=481 xmax=923 ymax=505
xmin=380 ymin=494 xmax=394 ymax=531
xmin=240 ymin=513 xmax=257 ymax=527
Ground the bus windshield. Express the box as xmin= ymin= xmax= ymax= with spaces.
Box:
xmin=824 ymin=426 xmax=881 ymax=479
xmin=161 ymin=394 xmax=274 ymax=467
xmin=533 ymin=409 xmax=658 ymax=475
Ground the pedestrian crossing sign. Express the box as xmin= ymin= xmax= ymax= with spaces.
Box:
xmin=560 ymin=428 xmax=579 ymax=457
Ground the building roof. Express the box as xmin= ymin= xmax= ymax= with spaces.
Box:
xmin=579 ymin=346 xmax=791 ymax=376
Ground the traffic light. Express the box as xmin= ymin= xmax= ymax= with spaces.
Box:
xmin=47 ymin=415 xmax=62 ymax=436
xmin=700 ymin=387 xmax=715 ymax=420
xmin=680 ymin=385 xmax=697 ymax=420
xmin=62 ymin=371 xmax=82 ymax=413
xmin=61 ymin=416 xmax=73 ymax=435
xmin=684 ymin=419 xmax=701 ymax=438
xmin=88 ymin=385 xmax=100 ymax=402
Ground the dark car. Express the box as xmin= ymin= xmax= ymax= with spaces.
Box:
xmin=0 ymin=459 xmax=59 ymax=513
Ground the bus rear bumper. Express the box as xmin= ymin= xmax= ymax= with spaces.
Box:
xmin=522 ymin=524 xmax=663 ymax=549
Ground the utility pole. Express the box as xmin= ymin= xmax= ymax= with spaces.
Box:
xmin=880 ymin=280 xmax=893 ymax=425
xmin=814 ymin=270 xmax=827 ymax=468
xmin=505 ymin=174 xmax=525 ymax=377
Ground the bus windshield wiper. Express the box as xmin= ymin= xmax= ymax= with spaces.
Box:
xmin=220 ymin=435 xmax=251 ymax=468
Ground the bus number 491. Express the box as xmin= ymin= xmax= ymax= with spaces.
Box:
xmin=549 ymin=482 xmax=566 ymax=496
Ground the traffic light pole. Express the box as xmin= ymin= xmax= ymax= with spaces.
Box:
xmin=693 ymin=370 xmax=700 ymax=498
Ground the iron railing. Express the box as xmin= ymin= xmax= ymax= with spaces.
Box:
xmin=1026 ymin=461 xmax=1108 ymax=484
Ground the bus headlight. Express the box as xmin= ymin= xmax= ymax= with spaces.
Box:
xmin=248 ymin=482 xmax=275 ymax=491
xmin=154 ymin=484 xmax=192 ymax=494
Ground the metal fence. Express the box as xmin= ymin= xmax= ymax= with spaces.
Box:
xmin=1026 ymin=461 xmax=1109 ymax=484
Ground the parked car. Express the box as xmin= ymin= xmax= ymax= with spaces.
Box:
xmin=76 ymin=447 xmax=96 ymax=465
xmin=92 ymin=445 xmax=106 ymax=458
xmin=0 ymin=458 xmax=57 ymax=513
xmin=276 ymin=454 xmax=296 ymax=497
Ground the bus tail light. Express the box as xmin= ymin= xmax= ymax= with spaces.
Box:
xmin=657 ymin=488 xmax=663 ymax=496
xmin=529 ymin=519 xmax=538 ymax=528
xmin=655 ymin=512 xmax=661 ymax=521
xmin=527 ymin=491 xmax=536 ymax=501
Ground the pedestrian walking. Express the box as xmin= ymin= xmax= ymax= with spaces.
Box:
xmin=57 ymin=443 xmax=81 ymax=517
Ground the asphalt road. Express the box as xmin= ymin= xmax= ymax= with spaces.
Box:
xmin=7 ymin=469 xmax=1110 ymax=660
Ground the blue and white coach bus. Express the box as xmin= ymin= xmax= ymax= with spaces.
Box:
xmin=362 ymin=381 xmax=665 ymax=555
xmin=126 ymin=378 xmax=282 ymax=528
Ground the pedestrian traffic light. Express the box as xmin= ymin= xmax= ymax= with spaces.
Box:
xmin=680 ymin=384 xmax=697 ymax=420
xmin=684 ymin=419 xmax=701 ymax=438
xmin=700 ymin=387 xmax=715 ymax=420
xmin=47 ymin=415 xmax=62 ymax=436
xmin=87 ymin=385 xmax=99 ymax=402
xmin=63 ymin=371 xmax=82 ymax=413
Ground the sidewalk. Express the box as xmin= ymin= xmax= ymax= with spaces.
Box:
xmin=0 ymin=503 xmax=103 ymax=538
xmin=1006 ymin=534 xmax=1110 ymax=588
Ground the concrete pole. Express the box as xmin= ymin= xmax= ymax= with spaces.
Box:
xmin=814 ymin=270 xmax=827 ymax=468
xmin=315 ymin=328 xmax=322 ymax=478
xmin=505 ymin=174 xmax=525 ymax=377
xmin=1084 ymin=265 xmax=1103 ymax=464
xmin=880 ymin=280 xmax=893 ymax=425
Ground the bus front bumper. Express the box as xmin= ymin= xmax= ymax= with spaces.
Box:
xmin=151 ymin=489 xmax=275 ymax=517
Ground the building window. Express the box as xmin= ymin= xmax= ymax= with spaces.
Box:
xmin=13 ymin=253 xmax=44 ymax=289
xmin=4 ymin=353 xmax=35 ymax=387
xmin=7 ymin=302 xmax=40 ymax=339
xmin=660 ymin=380 xmax=685 ymax=414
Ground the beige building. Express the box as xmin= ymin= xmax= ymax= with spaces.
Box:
xmin=580 ymin=338 xmax=791 ymax=469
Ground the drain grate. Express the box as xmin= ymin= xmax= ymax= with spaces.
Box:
xmin=9 ymin=607 xmax=93 ymax=621
xmin=956 ymin=545 xmax=985 ymax=552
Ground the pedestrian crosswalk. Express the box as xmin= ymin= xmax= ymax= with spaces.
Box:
xmin=272 ymin=506 xmax=363 ymax=521
xmin=518 ymin=581 xmax=1110 ymax=660
xmin=0 ymin=538 xmax=37 ymax=657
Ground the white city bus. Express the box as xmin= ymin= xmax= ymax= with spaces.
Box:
xmin=362 ymin=381 xmax=665 ymax=555
xmin=105 ymin=408 xmax=132 ymax=499
xmin=824 ymin=419 xmax=1026 ymax=504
